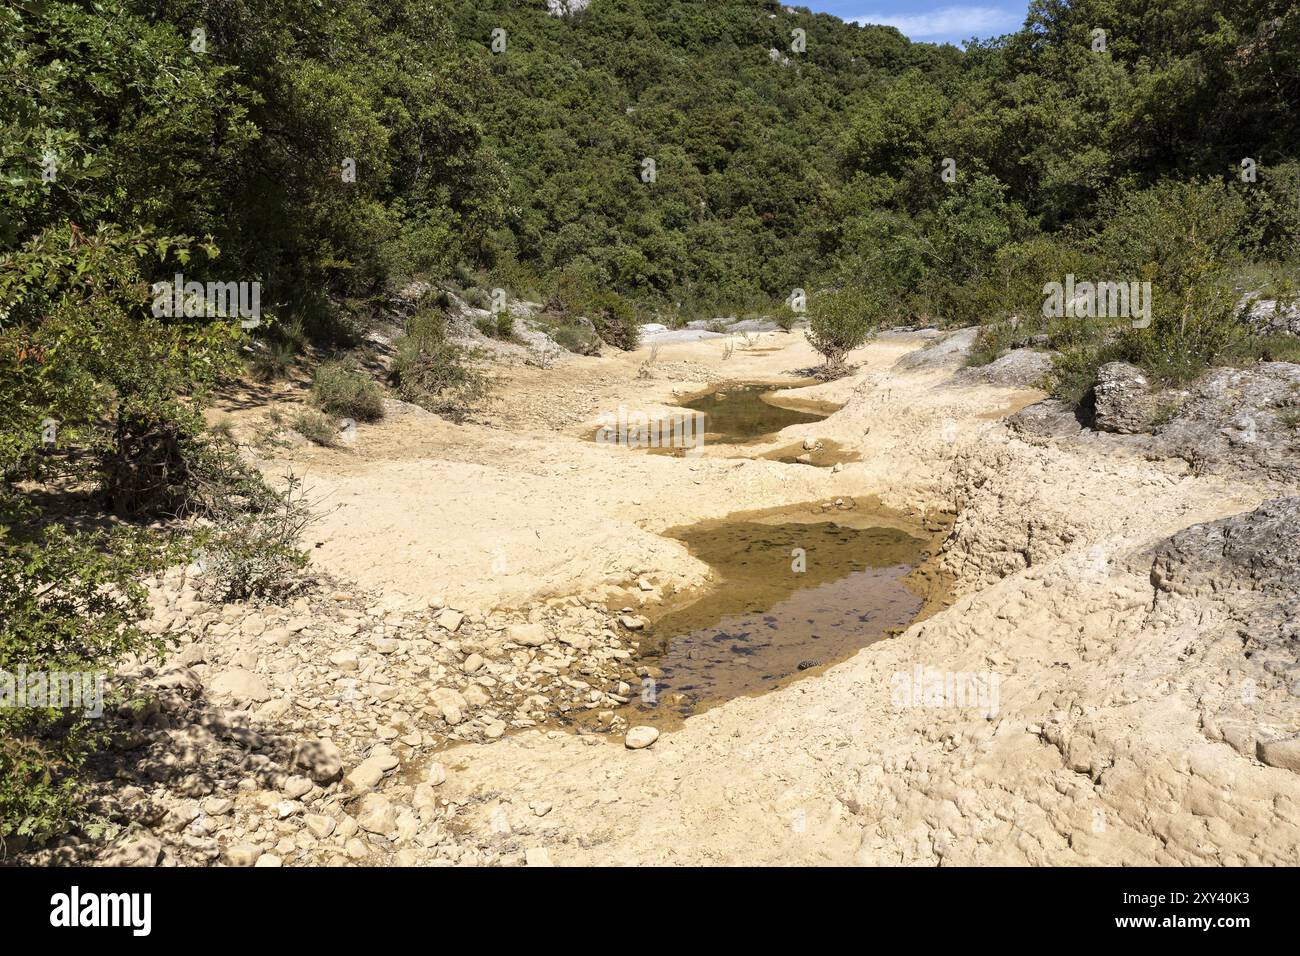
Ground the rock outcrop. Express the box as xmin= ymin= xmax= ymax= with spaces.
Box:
xmin=1152 ymin=363 xmax=1300 ymax=481
xmin=1093 ymin=361 xmax=1157 ymax=434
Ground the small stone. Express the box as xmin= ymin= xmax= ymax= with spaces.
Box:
xmin=222 ymin=844 xmax=263 ymax=867
xmin=463 ymin=653 xmax=485 ymax=674
xmin=201 ymin=797 xmax=234 ymax=816
xmin=209 ymin=668 xmax=272 ymax=703
xmin=524 ymin=847 xmax=553 ymax=867
xmin=263 ymin=628 xmax=293 ymax=647
xmin=293 ymin=739 xmax=344 ymax=785
xmin=345 ymin=759 xmax=387 ymax=792
xmin=431 ymin=688 xmax=468 ymax=725
xmin=355 ymin=793 xmax=397 ymax=835
xmin=507 ymin=623 xmax=548 ymax=647
xmin=304 ymin=814 xmax=337 ymax=839
xmin=625 ymin=726 xmax=660 ymax=750
xmin=619 ymin=615 xmax=645 ymax=631
xmin=436 ymin=609 xmax=464 ymax=633
xmin=101 ymin=836 xmax=162 ymax=868
xmin=426 ymin=762 xmax=447 ymax=787
xmin=329 ymin=650 xmax=359 ymax=671
xmin=255 ymin=853 xmax=283 ymax=868
xmin=283 ymin=776 xmax=313 ymax=800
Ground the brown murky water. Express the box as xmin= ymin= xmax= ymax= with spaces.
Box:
xmin=590 ymin=381 xmax=837 ymax=453
xmin=627 ymin=508 xmax=930 ymax=721
xmin=761 ymin=438 xmax=862 ymax=468
xmin=679 ymin=382 xmax=834 ymax=444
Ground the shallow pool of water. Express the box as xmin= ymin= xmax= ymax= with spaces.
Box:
xmin=629 ymin=511 xmax=929 ymax=720
xmin=679 ymin=382 xmax=833 ymax=444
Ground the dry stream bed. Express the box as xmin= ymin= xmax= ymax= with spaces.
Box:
xmin=582 ymin=380 xmax=950 ymax=731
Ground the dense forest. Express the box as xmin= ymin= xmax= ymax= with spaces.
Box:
xmin=3 ymin=0 xmax=1299 ymax=836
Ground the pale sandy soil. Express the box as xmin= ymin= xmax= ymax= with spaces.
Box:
xmin=223 ymin=329 xmax=1300 ymax=865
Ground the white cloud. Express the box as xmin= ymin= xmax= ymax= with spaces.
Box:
xmin=851 ymin=5 xmax=1022 ymax=40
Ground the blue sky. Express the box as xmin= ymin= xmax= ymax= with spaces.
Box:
xmin=803 ymin=2 xmax=1030 ymax=46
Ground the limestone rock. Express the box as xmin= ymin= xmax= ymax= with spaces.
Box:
xmin=1093 ymin=362 xmax=1155 ymax=434
xmin=101 ymin=836 xmax=163 ymax=868
xmin=293 ymin=739 xmax=344 ymax=785
xmin=1257 ymin=736 xmax=1300 ymax=773
xmin=208 ymin=668 xmax=272 ymax=703
xmin=355 ymin=793 xmax=397 ymax=834
xmin=625 ymin=726 xmax=660 ymax=750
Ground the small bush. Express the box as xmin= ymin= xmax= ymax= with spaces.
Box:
xmin=291 ymin=409 xmax=339 ymax=446
xmin=389 ymin=312 xmax=489 ymax=422
xmin=1049 ymin=338 xmax=1129 ymax=408
xmin=545 ymin=274 xmax=639 ymax=350
xmin=310 ymin=362 xmax=385 ymax=422
xmin=586 ymin=290 xmax=640 ymax=350
xmin=495 ymin=310 xmax=516 ymax=339
xmin=250 ymin=340 xmax=297 ymax=382
xmin=967 ymin=320 xmax=1020 ymax=367
xmin=551 ymin=322 xmax=601 ymax=355
xmin=193 ymin=474 xmax=313 ymax=602
xmin=1220 ymin=333 xmax=1300 ymax=366
xmin=807 ymin=286 xmax=883 ymax=374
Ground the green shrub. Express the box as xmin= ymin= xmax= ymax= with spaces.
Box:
xmin=551 ymin=322 xmax=602 ymax=355
xmin=389 ymin=312 xmax=488 ymax=422
xmin=583 ymin=290 xmax=640 ymax=350
xmin=1220 ymin=333 xmax=1300 ymax=366
xmin=472 ymin=309 xmax=516 ymax=340
xmin=0 ymin=495 xmax=178 ymax=842
xmin=192 ymin=474 xmax=313 ymax=602
xmin=495 ymin=309 xmax=516 ymax=339
xmin=251 ymin=340 xmax=297 ymax=382
xmin=291 ymin=409 xmax=339 ymax=446
xmin=807 ymin=286 xmax=883 ymax=373
xmin=967 ymin=320 xmax=1020 ymax=367
xmin=310 ymin=362 xmax=385 ymax=422
xmin=545 ymin=274 xmax=639 ymax=350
